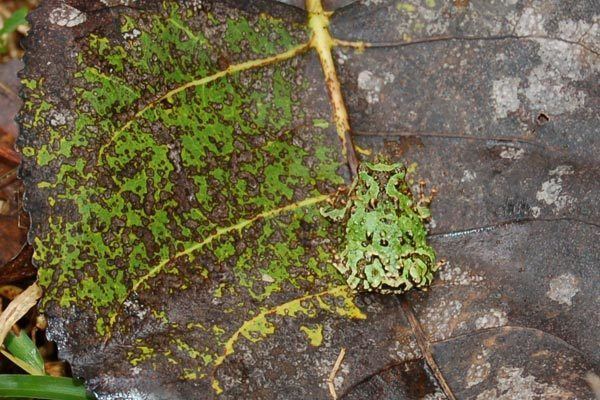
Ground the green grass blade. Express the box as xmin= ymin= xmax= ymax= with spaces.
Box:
xmin=0 ymin=375 xmax=94 ymax=400
xmin=0 ymin=8 xmax=28 ymax=36
xmin=3 ymin=331 xmax=45 ymax=376
xmin=0 ymin=350 xmax=40 ymax=377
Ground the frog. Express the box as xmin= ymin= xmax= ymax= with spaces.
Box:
xmin=321 ymin=160 xmax=440 ymax=294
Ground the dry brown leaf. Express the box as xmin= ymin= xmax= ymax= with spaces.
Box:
xmin=0 ymin=282 xmax=42 ymax=346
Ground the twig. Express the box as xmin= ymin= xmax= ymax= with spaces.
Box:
xmin=584 ymin=372 xmax=600 ymax=400
xmin=327 ymin=347 xmax=346 ymax=400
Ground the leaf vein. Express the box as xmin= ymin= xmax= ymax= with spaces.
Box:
xmin=107 ymin=194 xmax=331 ymax=329
xmin=97 ymin=41 xmax=311 ymax=161
xmin=210 ymin=285 xmax=364 ymax=394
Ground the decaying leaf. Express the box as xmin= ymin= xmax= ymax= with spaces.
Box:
xmin=19 ymin=0 xmax=598 ymax=399
xmin=0 ymin=282 xmax=42 ymax=346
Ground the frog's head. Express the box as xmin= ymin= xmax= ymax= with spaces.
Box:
xmin=361 ymin=159 xmax=404 ymax=174
xmin=359 ymin=159 xmax=405 ymax=190
xmin=357 ymin=160 xmax=408 ymax=204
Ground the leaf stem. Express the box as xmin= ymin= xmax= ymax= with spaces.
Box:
xmin=307 ymin=0 xmax=359 ymax=178
xmin=399 ymin=299 xmax=457 ymax=400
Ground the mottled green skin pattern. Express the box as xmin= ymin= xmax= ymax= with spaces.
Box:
xmin=321 ymin=162 xmax=438 ymax=293
xmin=20 ymin=2 xmax=364 ymax=391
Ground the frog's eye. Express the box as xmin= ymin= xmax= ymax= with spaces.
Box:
xmin=380 ymin=239 xmax=389 ymax=247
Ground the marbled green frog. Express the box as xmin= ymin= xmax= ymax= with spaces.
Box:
xmin=321 ymin=161 xmax=439 ymax=294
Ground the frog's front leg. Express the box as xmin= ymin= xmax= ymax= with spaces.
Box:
xmin=415 ymin=179 xmax=437 ymax=220
xmin=320 ymin=184 xmax=353 ymax=221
